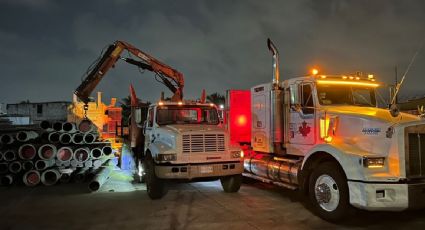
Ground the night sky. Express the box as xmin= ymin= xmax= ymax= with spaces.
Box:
xmin=0 ymin=0 xmax=424 ymax=105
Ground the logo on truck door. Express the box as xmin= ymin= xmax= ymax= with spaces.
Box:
xmin=290 ymin=121 xmax=312 ymax=138
xmin=299 ymin=121 xmax=311 ymax=137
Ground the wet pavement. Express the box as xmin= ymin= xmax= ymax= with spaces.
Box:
xmin=0 ymin=175 xmax=424 ymax=230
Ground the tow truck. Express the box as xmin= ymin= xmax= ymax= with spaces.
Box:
xmin=74 ymin=40 xmax=243 ymax=199
xmin=226 ymin=39 xmax=425 ymax=220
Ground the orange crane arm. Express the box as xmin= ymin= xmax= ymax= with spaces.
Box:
xmin=74 ymin=40 xmax=184 ymax=104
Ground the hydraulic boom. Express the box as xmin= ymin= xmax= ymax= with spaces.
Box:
xmin=74 ymin=40 xmax=184 ymax=104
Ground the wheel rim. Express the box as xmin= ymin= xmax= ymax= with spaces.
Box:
xmin=314 ymin=174 xmax=340 ymax=212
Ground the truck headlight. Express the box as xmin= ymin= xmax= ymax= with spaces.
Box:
xmin=363 ymin=157 xmax=385 ymax=168
xmin=231 ymin=150 xmax=243 ymax=158
xmin=157 ymin=154 xmax=177 ymax=161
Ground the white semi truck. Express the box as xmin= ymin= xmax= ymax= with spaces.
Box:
xmin=226 ymin=39 xmax=425 ymax=220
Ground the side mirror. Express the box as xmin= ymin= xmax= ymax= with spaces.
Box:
xmin=135 ymin=108 xmax=142 ymax=123
xmin=142 ymin=120 xmax=147 ymax=135
xmin=291 ymin=104 xmax=302 ymax=113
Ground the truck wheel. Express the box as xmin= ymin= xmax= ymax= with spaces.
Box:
xmin=308 ymin=162 xmax=351 ymax=221
xmin=221 ymin=174 xmax=242 ymax=193
xmin=144 ymin=156 xmax=166 ymax=199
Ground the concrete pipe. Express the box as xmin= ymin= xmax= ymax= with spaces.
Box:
xmin=41 ymin=169 xmax=60 ymax=186
xmin=39 ymin=120 xmax=52 ymax=131
xmin=9 ymin=161 xmax=22 ymax=174
xmin=60 ymin=172 xmax=72 ymax=183
xmin=0 ymin=174 xmax=14 ymax=186
xmin=73 ymin=147 xmax=90 ymax=163
xmin=90 ymin=148 xmax=103 ymax=159
xmin=102 ymin=146 xmax=113 ymax=156
xmin=78 ymin=120 xmax=95 ymax=133
xmin=92 ymin=157 xmax=109 ymax=169
xmin=59 ymin=168 xmax=73 ymax=183
xmin=83 ymin=133 xmax=98 ymax=144
xmin=22 ymin=161 xmax=35 ymax=171
xmin=0 ymin=163 xmax=8 ymax=174
xmin=71 ymin=133 xmax=84 ymax=144
xmin=89 ymin=161 xmax=114 ymax=192
xmin=16 ymin=131 xmax=39 ymax=142
xmin=18 ymin=144 xmax=37 ymax=160
xmin=55 ymin=159 xmax=71 ymax=167
xmin=59 ymin=133 xmax=72 ymax=145
xmin=40 ymin=132 xmax=49 ymax=141
xmin=4 ymin=150 xmax=17 ymax=161
xmin=23 ymin=170 xmax=40 ymax=187
xmin=48 ymin=132 xmax=60 ymax=143
xmin=35 ymin=159 xmax=55 ymax=171
xmin=38 ymin=144 xmax=57 ymax=160
xmin=74 ymin=166 xmax=91 ymax=183
xmin=52 ymin=122 xmax=63 ymax=132
xmin=0 ymin=134 xmax=14 ymax=145
xmin=56 ymin=147 xmax=73 ymax=162
xmin=62 ymin=122 xmax=77 ymax=133
xmin=70 ymin=159 xmax=83 ymax=168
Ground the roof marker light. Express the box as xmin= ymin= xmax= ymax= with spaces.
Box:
xmin=317 ymin=80 xmax=380 ymax=87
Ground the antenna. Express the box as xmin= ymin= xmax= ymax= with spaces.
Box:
xmin=390 ymin=38 xmax=425 ymax=106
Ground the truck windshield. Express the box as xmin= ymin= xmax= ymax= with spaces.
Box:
xmin=317 ymin=84 xmax=377 ymax=107
xmin=156 ymin=105 xmax=220 ymax=125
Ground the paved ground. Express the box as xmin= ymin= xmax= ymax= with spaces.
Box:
xmin=1 ymin=174 xmax=425 ymax=230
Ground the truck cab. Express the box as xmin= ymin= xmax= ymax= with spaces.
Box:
xmin=135 ymin=101 xmax=244 ymax=199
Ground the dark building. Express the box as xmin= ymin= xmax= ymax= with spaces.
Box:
xmin=7 ymin=101 xmax=71 ymax=124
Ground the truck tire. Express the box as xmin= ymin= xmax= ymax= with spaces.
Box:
xmin=308 ymin=162 xmax=351 ymax=221
xmin=220 ymin=174 xmax=242 ymax=193
xmin=144 ymin=155 xmax=166 ymax=199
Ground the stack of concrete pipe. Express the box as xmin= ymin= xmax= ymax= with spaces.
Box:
xmin=0 ymin=119 xmax=115 ymax=188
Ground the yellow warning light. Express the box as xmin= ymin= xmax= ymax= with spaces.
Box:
xmin=320 ymin=75 xmax=327 ymax=79
xmin=342 ymin=76 xmax=347 ymax=80
xmin=312 ymin=69 xmax=319 ymax=75
xmin=209 ymin=103 xmax=215 ymax=107
xmin=158 ymin=101 xmax=164 ymax=106
xmin=368 ymin=74 xmax=374 ymax=79
xmin=317 ymin=80 xmax=380 ymax=87
xmin=349 ymin=76 xmax=354 ymax=80
xmin=355 ymin=77 xmax=360 ymax=80
xmin=177 ymin=101 xmax=183 ymax=105
xmin=371 ymin=79 xmax=376 ymax=82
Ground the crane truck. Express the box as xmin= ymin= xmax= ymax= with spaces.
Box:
xmin=75 ymin=40 xmax=243 ymax=199
xmin=226 ymin=39 xmax=425 ymax=221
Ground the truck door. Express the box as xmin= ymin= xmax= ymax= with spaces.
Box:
xmin=144 ymin=108 xmax=155 ymax=152
xmin=289 ymin=82 xmax=316 ymax=145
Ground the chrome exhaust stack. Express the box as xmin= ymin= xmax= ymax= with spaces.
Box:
xmin=267 ymin=38 xmax=285 ymax=155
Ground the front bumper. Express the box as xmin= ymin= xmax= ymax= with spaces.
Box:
xmin=155 ymin=161 xmax=243 ymax=179
xmin=348 ymin=181 xmax=425 ymax=211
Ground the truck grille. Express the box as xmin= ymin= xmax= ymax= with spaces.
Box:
xmin=407 ymin=133 xmax=425 ymax=178
xmin=182 ymin=134 xmax=225 ymax=153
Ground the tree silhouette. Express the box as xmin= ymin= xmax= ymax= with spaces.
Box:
xmin=206 ymin=92 xmax=225 ymax=105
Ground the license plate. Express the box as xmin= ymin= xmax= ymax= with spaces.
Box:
xmin=200 ymin=165 xmax=213 ymax=174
